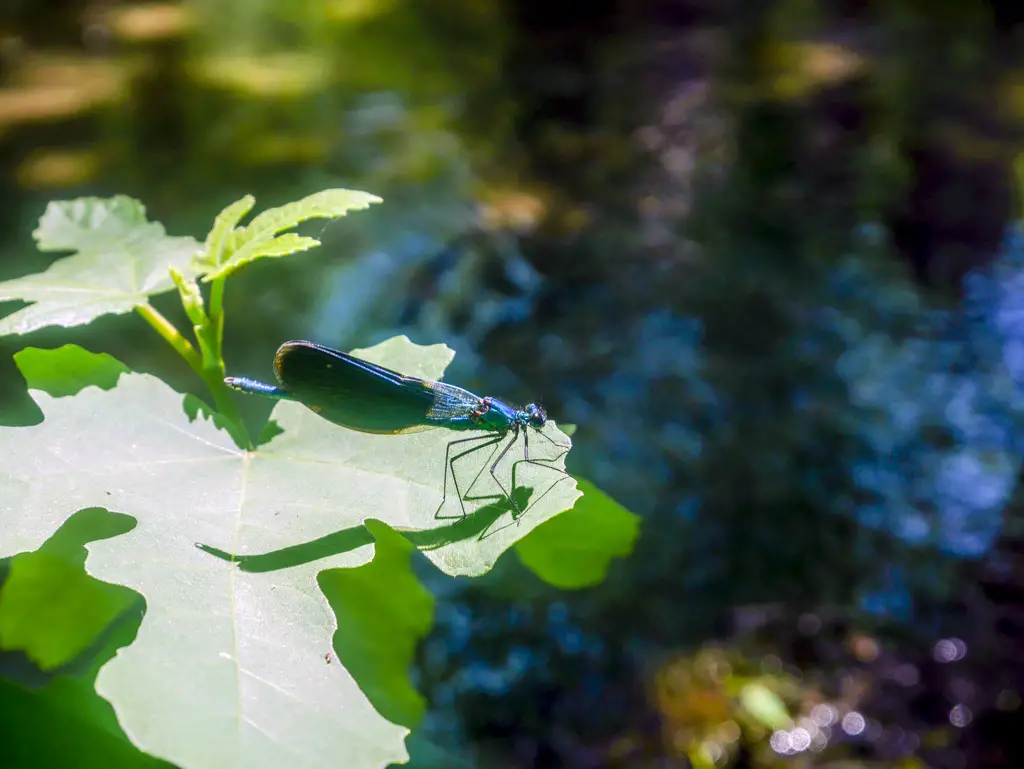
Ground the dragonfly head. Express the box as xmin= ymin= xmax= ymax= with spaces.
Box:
xmin=523 ymin=403 xmax=547 ymax=429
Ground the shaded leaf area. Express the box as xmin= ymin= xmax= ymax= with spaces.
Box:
xmin=0 ymin=604 xmax=175 ymax=769
xmin=0 ymin=507 xmax=139 ymax=670
xmin=0 ymin=197 xmax=201 ymax=335
xmin=320 ymin=519 xmax=434 ymax=729
xmin=0 ymin=340 xmax=583 ymax=769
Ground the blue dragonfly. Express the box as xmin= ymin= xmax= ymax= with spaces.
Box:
xmin=225 ymin=340 xmax=570 ymax=519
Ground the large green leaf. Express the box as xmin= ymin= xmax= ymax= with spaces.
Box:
xmin=0 ymin=339 xmax=580 ymax=769
xmin=0 ymin=197 xmax=201 ymax=336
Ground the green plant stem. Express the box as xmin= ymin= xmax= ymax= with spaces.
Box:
xmin=200 ymin=275 xmax=250 ymax=446
xmin=136 ymin=304 xmax=203 ymax=374
xmin=209 ymin=276 xmax=226 ymax=349
xmin=136 ymin=302 xmax=252 ymax=449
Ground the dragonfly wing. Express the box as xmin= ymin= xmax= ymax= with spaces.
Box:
xmin=423 ymin=380 xmax=484 ymax=420
xmin=273 ymin=341 xmax=438 ymax=434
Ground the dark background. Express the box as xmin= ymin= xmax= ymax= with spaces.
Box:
xmin=2 ymin=1 xmax=1024 ymax=767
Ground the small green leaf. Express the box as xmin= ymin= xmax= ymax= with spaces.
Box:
xmin=0 ymin=196 xmax=201 ymax=336
xmin=319 ymin=519 xmax=434 ymax=728
xmin=14 ymin=344 xmax=129 ymax=397
xmin=738 ymin=682 xmax=792 ymax=730
xmin=200 ymin=189 xmax=382 ymax=280
xmin=243 ymin=189 xmax=381 ymax=238
xmin=235 ymin=232 xmax=322 ymax=259
xmin=170 ymin=267 xmax=208 ymax=328
xmin=516 ymin=477 xmax=640 ymax=588
xmin=201 ymin=195 xmax=256 ymax=267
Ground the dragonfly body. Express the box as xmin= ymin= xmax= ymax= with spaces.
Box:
xmin=225 ymin=340 xmax=565 ymax=518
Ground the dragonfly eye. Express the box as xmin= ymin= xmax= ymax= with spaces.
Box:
xmin=525 ymin=403 xmax=547 ymax=427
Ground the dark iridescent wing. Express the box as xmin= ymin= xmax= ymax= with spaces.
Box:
xmin=272 ymin=341 xmax=445 ymax=434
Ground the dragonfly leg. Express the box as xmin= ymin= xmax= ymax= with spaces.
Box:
xmin=504 ymin=455 xmax=574 ymax=522
xmin=489 ymin=425 xmax=523 ymax=518
xmin=441 ymin=432 xmax=503 ymax=518
xmin=495 ymin=430 xmax=577 ymax=528
xmin=533 ymin=427 xmax=572 ymax=453
xmin=501 ymin=428 xmax=574 ymax=523
xmin=524 ymin=429 xmax=572 ymax=474
xmin=524 ymin=429 xmax=571 ymax=472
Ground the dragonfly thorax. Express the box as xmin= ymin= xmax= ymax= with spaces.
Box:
xmin=467 ymin=397 xmax=547 ymax=433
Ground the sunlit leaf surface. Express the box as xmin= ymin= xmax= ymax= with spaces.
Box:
xmin=0 ymin=197 xmax=201 ymax=336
